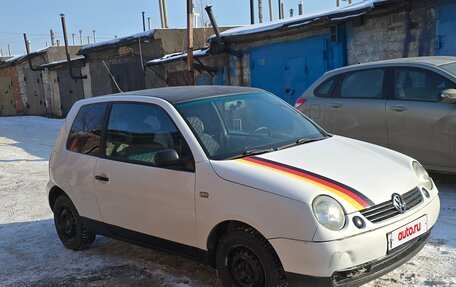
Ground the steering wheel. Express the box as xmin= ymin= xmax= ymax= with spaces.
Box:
xmin=244 ymin=126 xmax=272 ymax=148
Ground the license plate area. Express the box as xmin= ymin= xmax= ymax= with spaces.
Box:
xmin=388 ymin=215 xmax=428 ymax=251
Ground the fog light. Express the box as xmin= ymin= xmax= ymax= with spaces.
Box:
xmin=353 ymin=216 xmax=365 ymax=229
xmin=422 ymin=188 xmax=430 ymax=198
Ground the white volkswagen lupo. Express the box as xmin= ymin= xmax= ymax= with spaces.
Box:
xmin=48 ymin=86 xmax=440 ymax=287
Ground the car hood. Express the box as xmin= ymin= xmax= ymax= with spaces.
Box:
xmin=210 ymin=136 xmax=420 ymax=213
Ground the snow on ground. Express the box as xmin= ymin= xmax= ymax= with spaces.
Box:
xmin=0 ymin=116 xmax=455 ymax=287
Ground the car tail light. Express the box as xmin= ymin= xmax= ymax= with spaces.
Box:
xmin=295 ymin=97 xmax=307 ymax=109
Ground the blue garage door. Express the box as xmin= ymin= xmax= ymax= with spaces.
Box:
xmin=436 ymin=0 xmax=456 ymax=56
xmin=249 ymin=32 xmax=345 ymax=105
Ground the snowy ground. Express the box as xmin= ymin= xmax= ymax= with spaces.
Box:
xmin=0 ymin=116 xmax=455 ymax=287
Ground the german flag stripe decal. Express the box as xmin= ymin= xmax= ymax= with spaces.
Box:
xmin=237 ymin=156 xmax=374 ymax=210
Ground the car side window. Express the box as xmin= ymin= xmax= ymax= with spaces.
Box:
xmin=340 ymin=69 xmax=384 ymax=99
xmin=66 ymin=103 xmax=108 ymax=155
xmin=394 ymin=68 xmax=455 ymax=102
xmin=315 ymin=78 xmax=336 ymax=98
xmin=104 ymin=103 xmax=189 ymax=166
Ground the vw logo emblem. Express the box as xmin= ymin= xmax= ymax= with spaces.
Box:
xmin=392 ymin=193 xmax=407 ymax=213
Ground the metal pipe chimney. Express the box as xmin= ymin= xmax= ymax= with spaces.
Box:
xmin=290 ymin=8 xmax=294 ymax=17
xmin=142 ymin=11 xmax=146 ymax=31
xmin=23 ymin=33 xmax=43 ymax=71
xmin=158 ymin=0 xmax=165 ymax=28
xmin=258 ymin=0 xmax=263 ymax=23
xmin=205 ymin=5 xmax=222 ymax=45
xmin=336 ymin=0 xmax=340 ymax=7
xmin=72 ymin=33 xmax=75 ymax=45
xmin=162 ymin=0 xmax=169 ymax=28
xmin=8 ymin=44 xmax=11 ymax=56
xmin=250 ymin=0 xmax=255 ymax=24
xmin=298 ymin=1 xmax=303 ymax=15
xmin=79 ymin=30 xmax=83 ymax=45
xmin=50 ymin=29 xmax=55 ymax=46
xmin=268 ymin=0 xmax=273 ymax=21
xmin=148 ymin=17 xmax=152 ymax=30
xmin=280 ymin=3 xmax=285 ymax=19
xmin=60 ymin=13 xmax=86 ymax=79
xmin=187 ymin=0 xmax=194 ymax=84
xmin=278 ymin=0 xmax=281 ymax=19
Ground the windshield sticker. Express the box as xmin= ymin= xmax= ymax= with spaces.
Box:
xmin=238 ymin=156 xmax=374 ymax=210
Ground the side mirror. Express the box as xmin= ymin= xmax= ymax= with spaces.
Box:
xmin=155 ymin=149 xmax=195 ymax=172
xmin=441 ymin=89 xmax=456 ymax=103
xmin=155 ymin=149 xmax=180 ymax=167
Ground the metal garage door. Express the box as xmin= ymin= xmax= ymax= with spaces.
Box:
xmin=436 ymin=0 xmax=456 ymax=56
xmin=249 ymin=31 xmax=345 ymax=105
xmin=0 ymin=77 xmax=16 ymax=115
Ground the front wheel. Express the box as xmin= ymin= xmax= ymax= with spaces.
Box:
xmin=53 ymin=195 xmax=96 ymax=250
xmin=216 ymin=228 xmax=287 ymax=287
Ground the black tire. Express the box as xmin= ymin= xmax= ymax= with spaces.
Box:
xmin=53 ymin=195 xmax=96 ymax=250
xmin=216 ymin=227 xmax=287 ymax=287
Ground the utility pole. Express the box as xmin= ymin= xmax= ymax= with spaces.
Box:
xmin=142 ymin=11 xmax=146 ymax=31
xmin=79 ymin=30 xmax=83 ymax=45
xmin=258 ymin=0 xmax=263 ymax=23
xmin=250 ymin=0 xmax=255 ymax=24
xmin=187 ymin=0 xmax=194 ymax=85
xmin=268 ymin=0 xmax=273 ymax=21
xmin=92 ymin=30 xmax=97 ymax=43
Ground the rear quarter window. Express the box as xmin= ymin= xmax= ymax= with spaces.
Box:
xmin=66 ymin=103 xmax=108 ymax=156
xmin=314 ymin=78 xmax=336 ymax=98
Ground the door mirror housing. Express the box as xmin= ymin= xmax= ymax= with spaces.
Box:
xmin=441 ymin=89 xmax=456 ymax=103
xmin=155 ymin=149 xmax=195 ymax=171
xmin=155 ymin=149 xmax=180 ymax=167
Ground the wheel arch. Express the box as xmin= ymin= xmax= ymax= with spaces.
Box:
xmin=206 ymin=220 xmax=278 ymax=268
xmin=48 ymin=185 xmax=69 ymax=212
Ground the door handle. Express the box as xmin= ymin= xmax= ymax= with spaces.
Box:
xmin=389 ymin=105 xmax=408 ymax=112
xmin=95 ymin=175 xmax=109 ymax=182
xmin=329 ymin=103 xmax=343 ymax=108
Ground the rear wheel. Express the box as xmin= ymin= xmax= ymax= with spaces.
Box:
xmin=216 ymin=228 xmax=287 ymax=287
xmin=53 ymin=195 xmax=95 ymax=250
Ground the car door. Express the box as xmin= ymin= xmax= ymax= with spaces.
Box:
xmin=323 ymin=68 xmax=389 ymax=147
xmin=386 ymin=67 xmax=456 ymax=171
xmin=93 ymin=102 xmax=198 ymax=251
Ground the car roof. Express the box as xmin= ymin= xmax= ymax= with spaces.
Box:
xmin=328 ymin=56 xmax=456 ymax=74
xmin=100 ymin=85 xmax=265 ymax=104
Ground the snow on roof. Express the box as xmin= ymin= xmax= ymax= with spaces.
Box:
xmin=39 ymin=56 xmax=85 ymax=69
xmin=0 ymin=47 xmax=49 ymax=67
xmin=146 ymin=48 xmax=210 ymax=66
xmin=78 ymin=30 xmax=156 ymax=54
xmin=214 ymin=0 xmax=390 ymax=39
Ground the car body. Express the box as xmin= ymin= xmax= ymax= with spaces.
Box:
xmin=296 ymin=56 xmax=456 ymax=174
xmin=48 ymin=86 xmax=440 ymax=287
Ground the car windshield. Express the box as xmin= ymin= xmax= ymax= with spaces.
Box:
xmin=175 ymin=92 xmax=327 ymax=160
xmin=441 ymin=62 xmax=456 ymax=77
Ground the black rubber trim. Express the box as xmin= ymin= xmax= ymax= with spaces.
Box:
xmin=81 ymin=217 xmax=209 ymax=264
xmin=286 ymin=272 xmax=330 ymax=287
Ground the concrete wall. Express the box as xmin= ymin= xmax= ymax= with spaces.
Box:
xmin=346 ymin=1 xmax=436 ymax=65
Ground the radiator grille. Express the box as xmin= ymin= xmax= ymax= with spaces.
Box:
xmin=360 ymin=187 xmax=423 ymax=223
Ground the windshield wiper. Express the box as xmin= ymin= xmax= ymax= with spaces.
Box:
xmin=277 ymin=137 xmax=326 ymax=150
xmin=228 ymin=148 xmax=276 ymax=159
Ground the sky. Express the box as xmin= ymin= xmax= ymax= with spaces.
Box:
xmin=0 ymin=0 xmax=361 ymax=56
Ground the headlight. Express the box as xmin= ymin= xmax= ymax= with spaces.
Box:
xmin=312 ymin=195 xmax=346 ymax=231
xmin=412 ymin=161 xmax=433 ymax=190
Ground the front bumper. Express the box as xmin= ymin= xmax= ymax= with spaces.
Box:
xmin=286 ymin=230 xmax=430 ymax=287
xmin=270 ymin=194 xmax=440 ymax=287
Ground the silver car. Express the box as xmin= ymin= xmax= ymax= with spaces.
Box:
xmin=296 ymin=56 xmax=456 ymax=174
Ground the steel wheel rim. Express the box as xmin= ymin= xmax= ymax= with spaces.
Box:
xmin=59 ymin=207 xmax=77 ymax=239
xmin=227 ymin=246 xmax=265 ymax=287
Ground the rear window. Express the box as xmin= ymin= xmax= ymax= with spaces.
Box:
xmin=66 ymin=103 xmax=108 ymax=155
xmin=315 ymin=78 xmax=336 ymax=97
